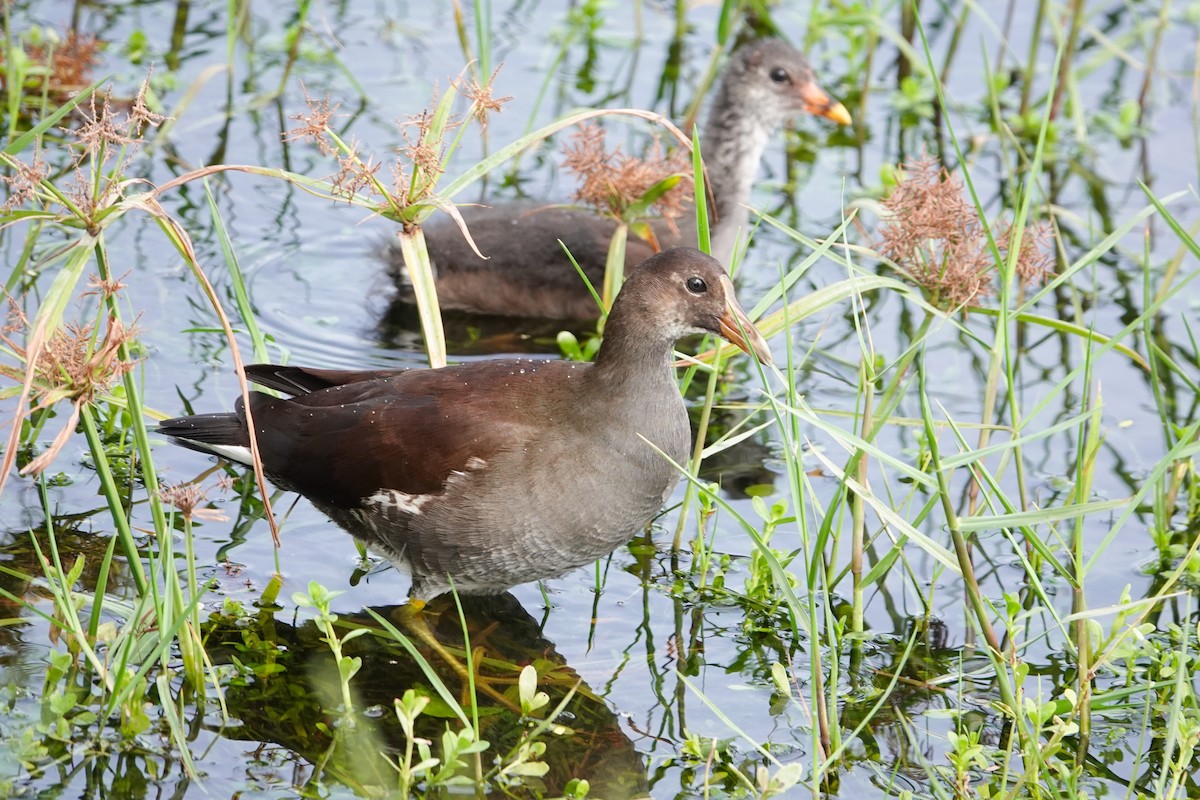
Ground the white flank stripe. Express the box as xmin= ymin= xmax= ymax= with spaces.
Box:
xmin=366 ymin=489 xmax=432 ymax=516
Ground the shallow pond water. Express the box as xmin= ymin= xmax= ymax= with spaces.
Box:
xmin=2 ymin=1 xmax=1199 ymax=798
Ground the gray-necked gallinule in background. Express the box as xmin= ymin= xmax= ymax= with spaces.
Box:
xmin=159 ymin=248 xmax=771 ymax=602
xmin=386 ymin=38 xmax=850 ymax=321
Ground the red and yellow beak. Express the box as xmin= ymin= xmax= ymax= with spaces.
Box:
xmin=799 ymin=82 xmax=853 ymax=126
xmin=717 ymin=276 xmax=773 ymax=365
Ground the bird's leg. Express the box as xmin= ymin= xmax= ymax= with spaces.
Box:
xmin=391 ymin=600 xmax=520 ymax=712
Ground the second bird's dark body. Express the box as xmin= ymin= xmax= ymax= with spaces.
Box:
xmin=388 ymin=38 xmax=851 ymax=321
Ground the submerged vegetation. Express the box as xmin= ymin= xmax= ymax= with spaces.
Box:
xmin=1 ymin=0 xmax=1198 ymax=798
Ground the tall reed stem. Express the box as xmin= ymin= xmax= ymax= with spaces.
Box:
xmin=396 ymin=226 xmax=448 ymax=368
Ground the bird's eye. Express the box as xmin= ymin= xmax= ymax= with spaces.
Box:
xmin=769 ymin=67 xmax=789 ymax=84
xmin=686 ymin=277 xmax=708 ymax=294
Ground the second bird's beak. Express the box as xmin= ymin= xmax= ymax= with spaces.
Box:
xmin=800 ymin=82 xmax=852 ymax=126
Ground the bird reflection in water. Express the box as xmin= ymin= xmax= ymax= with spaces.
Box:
xmin=203 ymin=591 xmax=650 ymax=798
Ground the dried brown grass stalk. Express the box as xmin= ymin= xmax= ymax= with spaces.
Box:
xmin=134 ymin=193 xmax=283 ymax=547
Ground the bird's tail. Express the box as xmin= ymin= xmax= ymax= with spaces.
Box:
xmin=157 ymin=412 xmax=253 ymax=466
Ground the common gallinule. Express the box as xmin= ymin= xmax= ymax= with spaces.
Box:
xmin=388 ymin=38 xmax=850 ymax=321
xmin=159 ymin=248 xmax=771 ymax=601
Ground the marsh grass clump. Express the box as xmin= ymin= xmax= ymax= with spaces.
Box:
xmin=876 ymin=156 xmax=1053 ymax=309
xmin=0 ymin=75 xmax=166 ymax=488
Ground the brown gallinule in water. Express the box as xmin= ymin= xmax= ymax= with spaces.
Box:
xmin=159 ymin=248 xmax=771 ymax=602
xmin=386 ymin=38 xmax=850 ymax=321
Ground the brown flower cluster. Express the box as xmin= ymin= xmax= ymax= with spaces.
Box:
xmin=47 ymin=77 xmax=163 ymax=223
xmin=34 ymin=319 xmax=137 ymax=405
xmin=159 ymin=481 xmax=229 ymax=523
xmin=328 ymin=142 xmax=380 ymax=202
xmin=73 ymin=90 xmax=136 ymax=157
xmin=876 ymin=156 xmax=1053 ymax=309
xmin=394 ymin=105 xmax=447 ymax=202
xmin=68 ymin=71 xmax=165 ymax=159
xmin=561 ymin=124 xmax=692 ymax=230
xmin=1 ymin=30 xmax=101 ymax=100
xmin=3 ymin=73 xmax=166 ymax=214
xmin=457 ymin=67 xmax=512 ymax=129
xmin=1 ymin=150 xmax=48 ymax=211
xmin=284 ymin=69 xmax=511 ymax=213
xmin=997 ymin=219 xmax=1055 ymax=288
xmin=285 ymin=91 xmax=415 ymax=209
xmin=2 ymin=301 xmax=139 ymax=476
xmin=285 ymin=89 xmax=446 ymax=210
xmin=127 ymin=75 xmax=166 ymax=136
xmin=84 ymin=272 xmax=130 ymax=300
xmin=283 ymin=90 xmax=342 ymax=155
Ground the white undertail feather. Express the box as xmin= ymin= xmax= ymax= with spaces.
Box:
xmin=179 ymin=439 xmax=254 ymax=466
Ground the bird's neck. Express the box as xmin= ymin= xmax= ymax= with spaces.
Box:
xmin=589 ymin=315 xmax=679 ymax=399
xmin=584 ymin=314 xmax=689 ymax=465
xmin=701 ymin=88 xmax=773 ymax=264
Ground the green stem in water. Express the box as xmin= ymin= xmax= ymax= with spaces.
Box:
xmin=396 ymin=226 xmax=448 ymax=368
xmin=850 ymin=358 xmax=874 ymax=635
xmin=78 ymin=404 xmax=147 ymax=594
